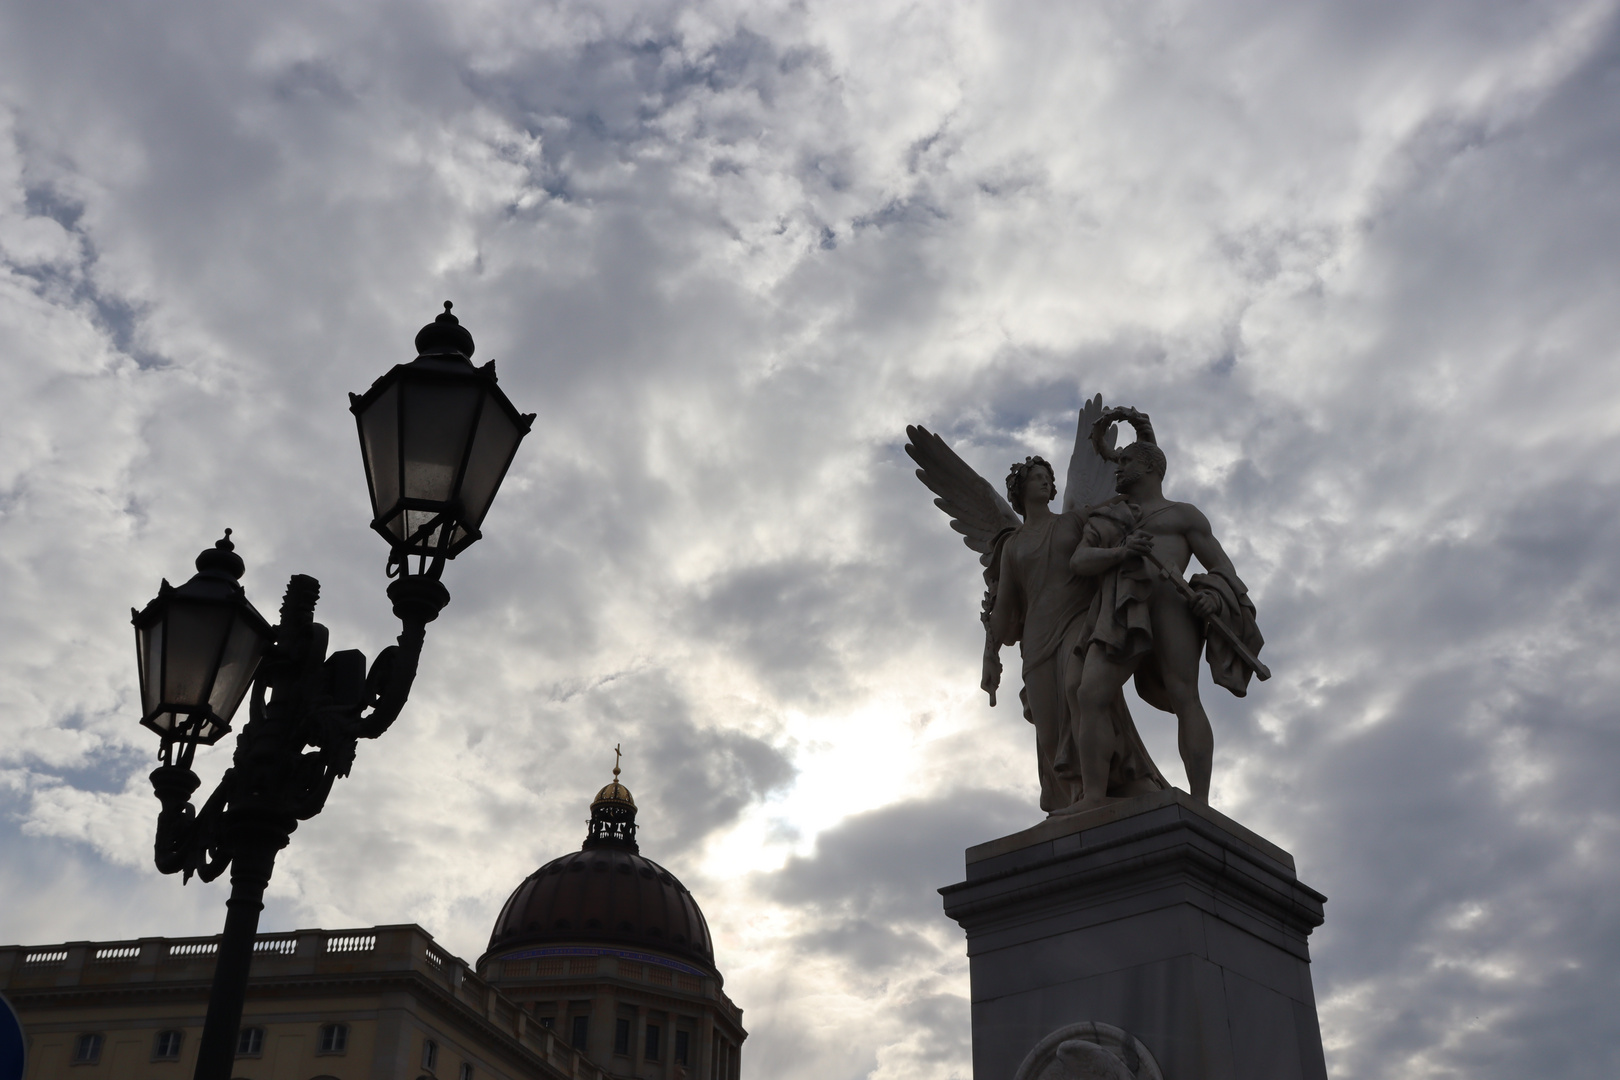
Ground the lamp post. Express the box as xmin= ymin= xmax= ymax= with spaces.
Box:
xmin=133 ymin=303 xmax=533 ymax=1080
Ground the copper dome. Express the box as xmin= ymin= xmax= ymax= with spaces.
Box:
xmin=483 ymin=767 xmax=715 ymax=970
xmin=485 ymin=845 xmax=715 ymax=968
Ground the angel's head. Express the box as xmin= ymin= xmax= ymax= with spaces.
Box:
xmin=1006 ymin=456 xmax=1056 ymax=517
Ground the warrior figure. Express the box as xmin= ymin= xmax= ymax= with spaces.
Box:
xmin=1065 ymin=407 xmax=1264 ymax=809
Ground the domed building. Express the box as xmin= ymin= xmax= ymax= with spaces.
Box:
xmin=1 ymin=761 xmax=745 ymax=1080
xmin=478 ymin=768 xmax=746 ymax=1080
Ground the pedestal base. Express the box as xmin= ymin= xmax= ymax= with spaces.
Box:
xmin=940 ymin=789 xmax=1328 ymax=1080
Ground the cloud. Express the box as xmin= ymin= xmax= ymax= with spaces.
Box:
xmin=732 ymin=790 xmax=1029 ymax=1080
xmin=753 ymin=789 xmax=1028 ymax=1000
xmin=3 ymin=1 xmax=1620 ymax=1078
xmin=765 ymin=789 xmax=1029 ymax=931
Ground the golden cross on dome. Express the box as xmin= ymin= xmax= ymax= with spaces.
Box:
xmin=612 ymin=743 xmax=622 ymax=781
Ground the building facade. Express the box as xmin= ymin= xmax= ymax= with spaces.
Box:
xmin=1 ymin=776 xmax=744 ymax=1080
xmin=0 ymin=923 xmax=588 ymax=1080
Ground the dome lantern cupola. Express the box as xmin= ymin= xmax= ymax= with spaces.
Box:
xmin=583 ymin=745 xmax=638 ymax=852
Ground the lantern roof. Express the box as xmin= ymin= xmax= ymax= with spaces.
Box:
xmin=192 ymin=529 xmax=246 ymax=582
xmin=583 ymin=748 xmax=639 ymax=852
xmin=131 ymin=531 xmax=261 ymax=622
xmin=414 ymin=300 xmax=475 ymax=360
xmin=592 ymin=744 xmax=635 ymax=808
xmin=593 ymin=780 xmax=635 ymax=807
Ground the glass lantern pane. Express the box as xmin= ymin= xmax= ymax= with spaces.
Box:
xmin=137 ymin=620 xmax=164 ymax=720
xmin=357 ymin=382 xmax=401 ymax=520
xmin=161 ymin=601 xmax=235 ymax=711
xmin=458 ymin=398 xmax=524 ymax=530
xmin=400 ymin=380 xmax=482 ymax=505
xmin=193 ymin=713 xmax=227 ymax=743
xmin=206 ymin=609 xmax=269 ymax=724
xmin=401 ymin=507 xmax=451 ymax=551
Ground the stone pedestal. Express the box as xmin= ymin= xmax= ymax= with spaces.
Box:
xmin=940 ymin=790 xmax=1328 ymax=1080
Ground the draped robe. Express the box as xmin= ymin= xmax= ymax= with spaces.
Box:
xmin=1080 ymin=501 xmax=1266 ymax=713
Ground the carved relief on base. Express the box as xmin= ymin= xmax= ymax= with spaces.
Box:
xmin=1011 ymin=1022 xmax=1164 ymax=1080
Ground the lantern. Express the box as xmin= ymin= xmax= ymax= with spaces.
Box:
xmin=349 ymin=302 xmax=535 ymax=562
xmin=130 ymin=531 xmax=273 ymax=751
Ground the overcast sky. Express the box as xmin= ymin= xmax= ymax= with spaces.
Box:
xmin=4 ymin=1 xmax=1620 ymax=1077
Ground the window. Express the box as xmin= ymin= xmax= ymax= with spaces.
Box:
xmin=675 ymin=1030 xmax=690 ymax=1065
xmin=152 ymin=1030 xmax=183 ymax=1061
xmin=570 ymin=1015 xmax=589 ymax=1050
xmin=72 ymin=1033 xmax=103 ymax=1064
xmin=613 ymin=1018 xmax=631 ymax=1056
xmin=235 ymin=1027 xmax=264 ymax=1056
xmin=537 ymin=1016 xmax=554 ymax=1030
xmin=421 ymin=1039 xmax=438 ymax=1071
xmin=318 ymin=1024 xmax=348 ymax=1054
xmin=645 ymin=1024 xmax=661 ymax=1060
xmin=458 ymin=1064 xmax=474 ymax=1080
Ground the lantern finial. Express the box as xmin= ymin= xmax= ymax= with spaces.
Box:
xmin=413 ymin=299 xmax=475 ymax=359
xmin=194 ymin=529 xmax=245 ymax=580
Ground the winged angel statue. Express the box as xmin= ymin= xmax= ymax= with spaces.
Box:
xmin=906 ymin=398 xmax=1265 ymax=814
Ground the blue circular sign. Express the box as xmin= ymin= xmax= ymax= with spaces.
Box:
xmin=0 ymin=992 xmax=24 ymax=1080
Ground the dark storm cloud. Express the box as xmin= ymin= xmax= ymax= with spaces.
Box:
xmin=763 ymin=790 xmax=1030 ymax=955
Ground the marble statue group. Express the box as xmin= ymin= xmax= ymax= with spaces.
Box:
xmin=907 ymin=398 xmax=1266 ymax=814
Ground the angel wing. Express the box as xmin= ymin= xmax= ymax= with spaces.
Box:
xmin=905 ymin=425 xmax=1022 ymax=566
xmin=1062 ymin=393 xmax=1117 ymax=513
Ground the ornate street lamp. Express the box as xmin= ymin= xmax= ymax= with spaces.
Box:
xmin=131 ymin=531 xmax=273 ymax=766
xmin=134 ymin=304 xmax=530 ymax=1080
xmin=350 ymin=301 xmax=535 ymax=574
